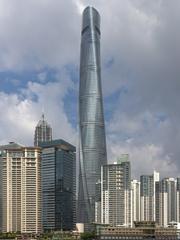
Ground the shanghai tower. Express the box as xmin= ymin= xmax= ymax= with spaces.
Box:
xmin=78 ymin=6 xmax=107 ymax=230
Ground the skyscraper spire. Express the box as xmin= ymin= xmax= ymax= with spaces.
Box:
xmin=42 ymin=113 xmax=45 ymax=121
xmin=34 ymin=113 xmax=52 ymax=146
xmin=78 ymin=6 xmax=107 ymax=230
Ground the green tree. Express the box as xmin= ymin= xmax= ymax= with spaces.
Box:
xmin=80 ymin=232 xmax=96 ymax=240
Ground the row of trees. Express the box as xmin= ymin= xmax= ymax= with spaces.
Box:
xmin=0 ymin=231 xmax=96 ymax=240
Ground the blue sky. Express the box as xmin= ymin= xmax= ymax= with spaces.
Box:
xmin=0 ymin=0 xmax=180 ymax=178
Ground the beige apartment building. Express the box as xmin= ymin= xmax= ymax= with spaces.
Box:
xmin=0 ymin=142 xmax=41 ymax=233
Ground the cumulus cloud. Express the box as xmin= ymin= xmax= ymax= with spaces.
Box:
xmin=108 ymin=140 xmax=178 ymax=179
xmin=0 ymin=70 xmax=77 ymax=146
xmin=0 ymin=0 xmax=81 ymax=70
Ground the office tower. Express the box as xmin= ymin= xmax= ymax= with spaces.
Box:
xmin=131 ymin=180 xmax=140 ymax=222
xmin=34 ymin=113 xmax=52 ymax=146
xmin=0 ymin=142 xmax=41 ymax=233
xmin=40 ymin=139 xmax=76 ymax=231
xmin=156 ymin=178 xmax=176 ymax=226
xmin=101 ymin=155 xmax=131 ymax=227
xmin=177 ymin=178 xmax=180 ymax=222
xmin=140 ymin=171 xmax=159 ymax=221
xmin=78 ymin=6 xmax=107 ymax=229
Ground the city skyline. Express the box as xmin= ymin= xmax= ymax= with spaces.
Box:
xmin=0 ymin=0 xmax=180 ymax=178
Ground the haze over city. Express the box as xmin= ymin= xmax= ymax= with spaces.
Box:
xmin=0 ymin=0 xmax=180 ymax=179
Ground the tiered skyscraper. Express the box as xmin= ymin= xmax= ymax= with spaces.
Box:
xmin=34 ymin=114 xmax=52 ymax=146
xmin=78 ymin=6 xmax=107 ymax=230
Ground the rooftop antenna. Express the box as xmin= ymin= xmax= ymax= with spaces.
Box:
xmin=41 ymin=106 xmax=45 ymax=121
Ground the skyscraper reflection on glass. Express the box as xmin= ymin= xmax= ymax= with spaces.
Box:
xmin=78 ymin=6 xmax=107 ymax=230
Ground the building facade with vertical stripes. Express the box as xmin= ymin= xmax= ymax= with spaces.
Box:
xmin=0 ymin=142 xmax=41 ymax=233
xmin=40 ymin=139 xmax=76 ymax=231
xmin=78 ymin=6 xmax=107 ymax=230
xmin=101 ymin=156 xmax=131 ymax=227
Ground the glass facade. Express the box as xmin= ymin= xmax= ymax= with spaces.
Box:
xmin=78 ymin=7 xmax=107 ymax=229
xmin=140 ymin=175 xmax=154 ymax=221
xmin=41 ymin=140 xmax=76 ymax=231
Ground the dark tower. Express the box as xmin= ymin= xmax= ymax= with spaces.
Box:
xmin=40 ymin=140 xmax=76 ymax=231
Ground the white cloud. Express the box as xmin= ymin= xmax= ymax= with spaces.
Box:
xmin=108 ymin=140 xmax=178 ymax=179
xmin=37 ymin=72 xmax=47 ymax=83
xmin=0 ymin=0 xmax=81 ymax=70
xmin=0 ymin=71 xmax=77 ymax=147
xmin=74 ymin=0 xmax=86 ymax=14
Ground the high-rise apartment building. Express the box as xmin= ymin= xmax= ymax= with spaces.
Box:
xmin=131 ymin=180 xmax=140 ymax=222
xmin=101 ymin=155 xmax=131 ymax=227
xmin=167 ymin=178 xmax=176 ymax=223
xmin=176 ymin=178 xmax=180 ymax=222
xmin=78 ymin=6 xmax=107 ymax=229
xmin=34 ymin=114 xmax=52 ymax=146
xmin=140 ymin=171 xmax=159 ymax=221
xmin=40 ymin=139 xmax=76 ymax=231
xmin=155 ymin=178 xmax=168 ymax=226
xmin=156 ymin=178 xmax=176 ymax=226
xmin=0 ymin=142 xmax=41 ymax=233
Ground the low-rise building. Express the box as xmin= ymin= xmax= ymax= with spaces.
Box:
xmin=97 ymin=221 xmax=180 ymax=240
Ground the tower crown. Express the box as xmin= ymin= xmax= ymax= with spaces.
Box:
xmin=34 ymin=113 xmax=52 ymax=146
xmin=37 ymin=113 xmax=50 ymax=127
xmin=82 ymin=6 xmax=100 ymax=35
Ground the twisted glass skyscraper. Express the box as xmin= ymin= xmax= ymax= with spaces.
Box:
xmin=78 ymin=6 xmax=107 ymax=229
